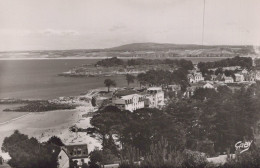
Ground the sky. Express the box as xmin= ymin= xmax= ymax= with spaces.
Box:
xmin=0 ymin=0 xmax=259 ymax=51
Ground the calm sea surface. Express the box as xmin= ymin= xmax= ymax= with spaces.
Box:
xmin=0 ymin=57 xmax=225 ymax=100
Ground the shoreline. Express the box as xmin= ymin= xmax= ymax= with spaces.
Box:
xmin=0 ymin=105 xmax=101 ymax=160
xmin=0 ymin=56 xmax=232 ymax=61
xmin=0 ymin=112 xmax=32 ymax=125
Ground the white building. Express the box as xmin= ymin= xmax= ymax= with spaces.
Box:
xmin=223 ymin=76 xmax=234 ymax=83
xmin=256 ymin=71 xmax=260 ymax=81
xmin=188 ymin=72 xmax=204 ymax=83
xmin=58 ymin=149 xmax=70 ymax=168
xmin=242 ymin=69 xmax=248 ymax=74
xmin=203 ymin=83 xmax=214 ymax=89
xmin=145 ymin=87 xmax=165 ymax=108
xmin=234 ymin=73 xmax=244 ymax=82
xmin=112 ymin=94 xmax=145 ymax=112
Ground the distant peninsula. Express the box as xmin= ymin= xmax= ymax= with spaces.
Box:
xmin=0 ymin=43 xmax=259 ymax=59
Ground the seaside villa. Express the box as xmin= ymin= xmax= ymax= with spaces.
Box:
xmin=112 ymin=93 xmax=145 ymax=112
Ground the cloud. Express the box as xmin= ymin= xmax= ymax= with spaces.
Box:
xmin=109 ymin=24 xmax=126 ymax=32
xmin=0 ymin=29 xmax=80 ymax=37
xmin=41 ymin=29 xmax=80 ymax=36
xmin=0 ymin=29 xmax=32 ymax=37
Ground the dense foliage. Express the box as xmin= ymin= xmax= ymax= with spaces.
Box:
xmin=47 ymin=136 xmax=65 ymax=147
xmin=255 ymin=58 xmax=260 ymax=70
xmin=125 ymin=74 xmax=135 ymax=86
xmin=119 ymin=148 xmax=260 ymax=168
xmin=96 ymin=57 xmax=124 ymax=67
xmin=104 ymin=79 xmax=116 ymax=92
xmin=1 ymin=130 xmax=60 ymax=168
xmin=88 ymin=149 xmax=119 ymax=167
xmin=198 ymin=56 xmax=253 ymax=75
xmin=87 ymin=82 xmax=260 ymax=163
xmin=127 ymin=59 xmax=193 ymax=70
xmin=96 ymin=57 xmax=193 ymax=70
xmin=137 ymin=68 xmax=189 ymax=90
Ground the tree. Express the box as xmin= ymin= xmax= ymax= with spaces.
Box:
xmin=88 ymin=149 xmax=119 ymax=167
xmin=2 ymin=130 xmax=60 ymax=168
xmin=70 ymin=160 xmax=79 ymax=168
xmin=96 ymin=57 xmax=124 ymax=67
xmin=215 ymin=68 xmax=223 ymax=75
xmin=125 ymin=74 xmax=135 ymax=86
xmin=87 ymin=106 xmax=131 ymax=154
xmin=137 ymin=73 xmax=146 ymax=88
xmin=91 ymin=97 xmax=97 ymax=107
xmin=88 ymin=82 xmax=260 ymax=156
xmin=82 ymin=162 xmax=89 ymax=168
xmin=0 ymin=155 xmax=3 ymax=165
xmin=192 ymin=88 xmax=218 ymax=101
xmin=204 ymin=74 xmax=212 ymax=81
xmin=88 ymin=149 xmax=102 ymax=168
xmin=104 ymin=79 xmax=116 ymax=92
xmin=47 ymin=136 xmax=64 ymax=146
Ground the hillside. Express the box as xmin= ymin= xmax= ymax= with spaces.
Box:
xmin=0 ymin=43 xmax=258 ymax=59
xmin=107 ymin=43 xmax=204 ymax=51
xmin=107 ymin=42 xmax=256 ymax=52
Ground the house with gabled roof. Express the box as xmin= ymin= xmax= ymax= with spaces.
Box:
xmin=187 ymin=72 xmax=204 ymax=83
xmin=215 ymin=74 xmax=226 ymax=82
xmin=223 ymin=76 xmax=234 ymax=83
xmin=234 ymin=73 xmax=244 ymax=82
xmin=203 ymin=83 xmax=215 ymax=89
xmin=241 ymin=69 xmax=248 ymax=74
xmin=58 ymin=144 xmax=89 ymax=168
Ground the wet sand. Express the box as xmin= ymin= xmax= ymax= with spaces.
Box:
xmin=0 ymin=104 xmax=29 ymax=123
xmin=0 ymin=109 xmax=79 ymax=156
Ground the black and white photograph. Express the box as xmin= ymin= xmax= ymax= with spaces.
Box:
xmin=0 ymin=0 xmax=260 ymax=168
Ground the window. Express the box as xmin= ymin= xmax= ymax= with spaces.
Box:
xmin=59 ymin=156 xmax=62 ymax=159
xmin=73 ymin=149 xmax=77 ymax=155
xmin=77 ymin=148 xmax=82 ymax=155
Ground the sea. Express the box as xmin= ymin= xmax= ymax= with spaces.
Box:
xmin=0 ymin=57 xmax=226 ymax=129
xmin=0 ymin=57 xmax=226 ymax=100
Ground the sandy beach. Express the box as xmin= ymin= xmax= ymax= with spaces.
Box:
xmin=0 ymin=105 xmax=102 ymax=160
xmin=0 ymin=104 xmax=29 ymax=123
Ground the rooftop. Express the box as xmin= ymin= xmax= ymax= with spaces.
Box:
xmin=147 ymin=87 xmax=162 ymax=91
xmin=120 ymin=94 xmax=142 ymax=100
xmin=114 ymin=89 xmax=138 ymax=97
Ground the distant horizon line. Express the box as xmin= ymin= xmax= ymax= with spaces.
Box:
xmin=0 ymin=42 xmax=259 ymax=53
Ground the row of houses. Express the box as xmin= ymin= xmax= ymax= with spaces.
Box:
xmin=184 ymin=80 xmax=257 ymax=98
xmin=188 ymin=68 xmax=260 ymax=84
xmin=184 ymin=82 xmax=219 ymax=98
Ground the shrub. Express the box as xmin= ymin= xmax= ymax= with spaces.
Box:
xmin=182 ymin=149 xmax=207 ymax=168
xmin=219 ymin=148 xmax=260 ymax=168
xmin=0 ymin=156 xmax=3 ymax=165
